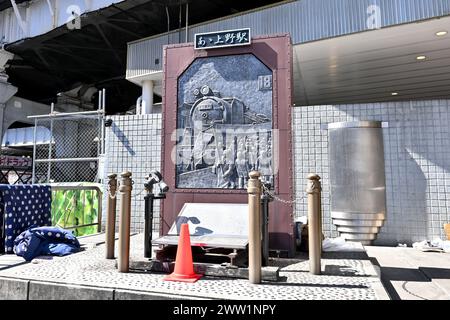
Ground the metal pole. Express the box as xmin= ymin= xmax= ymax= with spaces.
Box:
xmin=318 ymin=183 xmax=323 ymax=252
xmin=97 ymin=91 xmax=103 ymax=153
xmin=35 ymin=157 xmax=99 ymax=163
xmin=102 ymin=89 xmax=106 ymax=114
xmin=178 ymin=1 xmax=182 ymax=43
xmin=185 ymin=2 xmax=189 ymax=42
xmin=101 ymin=90 xmax=106 ymax=155
xmin=28 ymin=110 xmax=103 ymax=119
xmin=96 ymin=95 xmax=101 ymax=158
xmin=118 ymin=171 xmax=132 ymax=272
xmin=31 ymin=118 xmax=38 ymax=184
xmin=261 ymin=192 xmax=270 ymax=266
xmin=248 ymin=171 xmax=262 ymax=284
xmin=142 ymin=81 xmax=154 ymax=114
xmin=144 ymin=191 xmax=154 ymax=259
xmin=306 ymin=173 xmax=322 ymax=275
xmin=97 ymin=188 xmax=103 ymax=233
xmin=10 ymin=0 xmax=27 ymax=33
xmin=0 ymin=103 xmax=6 ymax=161
xmin=102 ymin=89 xmax=106 ymax=154
xmin=47 ymin=103 xmax=54 ymax=182
xmin=165 ymin=6 xmax=170 ymax=45
xmin=105 ymin=173 xmax=117 ymax=259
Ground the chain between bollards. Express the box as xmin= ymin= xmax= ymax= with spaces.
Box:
xmin=248 ymin=171 xmax=262 ymax=284
xmin=306 ymin=173 xmax=322 ymax=275
xmin=118 ymin=171 xmax=133 ymax=273
xmin=105 ymin=173 xmax=117 ymax=259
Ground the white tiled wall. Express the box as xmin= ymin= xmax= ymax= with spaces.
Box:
xmin=293 ymin=100 xmax=450 ymax=245
xmin=102 ymin=114 xmax=162 ymax=233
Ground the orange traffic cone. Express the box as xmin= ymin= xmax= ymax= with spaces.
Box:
xmin=163 ymin=223 xmax=203 ymax=283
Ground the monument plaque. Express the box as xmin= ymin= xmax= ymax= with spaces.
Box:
xmin=161 ymin=34 xmax=294 ymax=256
xmin=176 ymin=54 xmax=274 ymax=189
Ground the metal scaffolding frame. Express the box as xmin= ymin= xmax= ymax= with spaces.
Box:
xmin=28 ymin=89 xmax=106 ymax=184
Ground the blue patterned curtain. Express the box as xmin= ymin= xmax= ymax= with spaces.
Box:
xmin=0 ymin=185 xmax=52 ymax=253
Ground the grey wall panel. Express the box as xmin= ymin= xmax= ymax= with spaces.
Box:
xmin=127 ymin=34 xmax=175 ymax=78
xmin=127 ymin=0 xmax=450 ymax=78
xmin=0 ymin=0 xmax=125 ymax=44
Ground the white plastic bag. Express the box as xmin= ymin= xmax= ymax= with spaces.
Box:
xmin=412 ymin=238 xmax=448 ymax=252
xmin=322 ymin=236 xmax=364 ymax=252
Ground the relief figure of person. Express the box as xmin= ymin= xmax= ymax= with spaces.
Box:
xmin=246 ymin=138 xmax=258 ymax=171
xmin=216 ymin=143 xmax=237 ymax=188
xmin=258 ymin=142 xmax=273 ymax=185
xmin=236 ymin=138 xmax=249 ymax=188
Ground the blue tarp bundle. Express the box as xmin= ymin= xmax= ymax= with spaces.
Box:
xmin=0 ymin=185 xmax=52 ymax=253
xmin=13 ymin=226 xmax=80 ymax=261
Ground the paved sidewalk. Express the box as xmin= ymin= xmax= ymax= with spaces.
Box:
xmin=0 ymin=234 xmax=389 ymax=300
xmin=366 ymin=246 xmax=450 ymax=300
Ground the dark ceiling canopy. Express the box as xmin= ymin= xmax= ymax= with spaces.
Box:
xmin=3 ymin=0 xmax=283 ymax=114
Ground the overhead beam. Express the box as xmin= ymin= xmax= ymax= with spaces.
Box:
xmin=9 ymin=0 xmax=27 ymax=34
xmin=45 ymin=43 xmax=125 ymax=52
xmin=45 ymin=0 xmax=54 ymax=17
xmin=40 ymin=46 xmax=116 ymax=69
xmin=32 ymin=48 xmax=51 ymax=69
xmin=99 ymin=19 xmax=146 ymax=38
xmin=94 ymin=23 xmax=123 ymax=65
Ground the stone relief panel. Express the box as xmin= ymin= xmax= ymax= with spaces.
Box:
xmin=176 ymin=54 xmax=273 ymax=189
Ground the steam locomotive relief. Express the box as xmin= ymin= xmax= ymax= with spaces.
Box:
xmin=176 ymin=85 xmax=274 ymax=189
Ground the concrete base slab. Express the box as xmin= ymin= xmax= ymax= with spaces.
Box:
xmin=0 ymin=234 xmax=388 ymax=300
xmin=0 ymin=277 xmax=29 ymax=300
xmin=114 ymin=289 xmax=205 ymax=300
xmin=366 ymin=246 xmax=450 ymax=300
xmin=390 ymin=280 xmax=449 ymax=300
xmin=129 ymin=259 xmax=280 ymax=282
xmin=419 ymin=267 xmax=450 ymax=297
xmin=28 ymin=281 xmax=114 ymax=300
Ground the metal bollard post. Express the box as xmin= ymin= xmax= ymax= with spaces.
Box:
xmin=248 ymin=171 xmax=262 ymax=284
xmin=105 ymin=173 xmax=117 ymax=259
xmin=261 ymin=189 xmax=272 ymax=266
xmin=143 ymin=187 xmax=154 ymax=259
xmin=118 ymin=171 xmax=132 ymax=272
xmin=318 ymin=183 xmax=323 ymax=253
xmin=306 ymin=173 xmax=322 ymax=275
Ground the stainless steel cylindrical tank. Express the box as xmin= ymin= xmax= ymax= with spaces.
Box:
xmin=328 ymin=121 xmax=386 ymax=245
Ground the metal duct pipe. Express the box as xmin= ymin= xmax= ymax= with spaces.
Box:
xmin=328 ymin=121 xmax=386 ymax=245
xmin=136 ymin=96 xmax=142 ymax=114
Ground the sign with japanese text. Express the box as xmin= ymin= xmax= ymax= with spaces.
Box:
xmin=194 ymin=28 xmax=251 ymax=50
xmin=0 ymin=155 xmax=32 ymax=168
